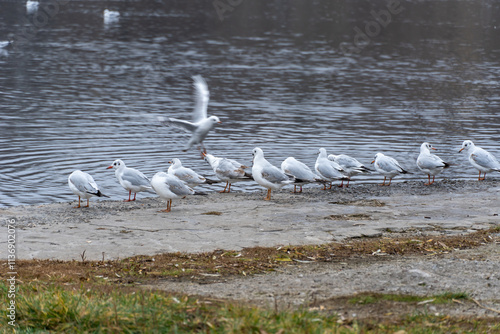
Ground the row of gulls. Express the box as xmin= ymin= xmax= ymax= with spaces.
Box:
xmin=67 ymin=139 xmax=500 ymax=210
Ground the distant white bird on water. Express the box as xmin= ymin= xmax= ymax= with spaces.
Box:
xmin=281 ymin=157 xmax=322 ymax=193
xmin=159 ymin=75 xmax=221 ymax=157
xmin=26 ymin=0 xmax=39 ymax=14
xmin=371 ymin=153 xmax=409 ymax=186
xmin=252 ymin=147 xmax=294 ymax=200
xmin=328 ymin=153 xmax=371 ymax=187
xmin=150 ymin=172 xmax=195 ymax=213
xmin=459 ymin=140 xmax=500 ymax=181
xmin=107 ymin=159 xmax=152 ymax=201
xmin=104 ymin=9 xmax=120 ymax=24
xmin=416 ymin=142 xmax=451 ymax=185
xmin=68 ymin=170 xmax=108 ymax=208
xmin=315 ymin=148 xmax=349 ymax=190
xmin=203 ymin=152 xmax=252 ymax=193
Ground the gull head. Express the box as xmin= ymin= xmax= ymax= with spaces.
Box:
xmin=169 ymin=158 xmax=182 ymax=167
xmin=459 ymin=140 xmax=474 ymax=153
xmin=107 ymin=159 xmax=124 ymax=170
xmin=421 ymin=142 xmax=436 ymax=153
xmin=318 ymin=148 xmax=327 ymax=157
xmin=209 ymin=116 xmax=222 ymax=124
xmin=372 ymin=153 xmax=383 ymax=164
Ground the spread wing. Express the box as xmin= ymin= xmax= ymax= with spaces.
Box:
xmin=159 ymin=117 xmax=197 ymax=133
xmin=192 ymin=75 xmax=209 ymax=123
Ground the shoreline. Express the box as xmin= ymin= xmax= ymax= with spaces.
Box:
xmin=2 ymin=179 xmax=499 ymax=261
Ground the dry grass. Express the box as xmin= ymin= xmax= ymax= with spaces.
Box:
xmin=4 ymin=227 xmax=499 ymax=287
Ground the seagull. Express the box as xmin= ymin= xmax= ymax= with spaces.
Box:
xmin=68 ymin=170 xmax=108 ymax=208
xmin=281 ymin=157 xmax=322 ymax=193
xmin=150 ymin=172 xmax=195 ymax=212
xmin=158 ymin=75 xmax=221 ymax=156
xmin=252 ymin=147 xmax=294 ymax=200
xmin=26 ymin=0 xmax=39 ymax=14
xmin=371 ymin=152 xmax=409 ymax=186
xmin=203 ymin=152 xmax=252 ymax=193
xmin=459 ymin=140 xmax=500 ymax=181
xmin=315 ymin=148 xmax=349 ymax=190
xmin=103 ymin=9 xmax=120 ymax=24
xmin=167 ymin=158 xmax=215 ymax=188
xmin=107 ymin=159 xmax=151 ymax=201
xmin=416 ymin=142 xmax=451 ymax=185
xmin=328 ymin=153 xmax=371 ymax=187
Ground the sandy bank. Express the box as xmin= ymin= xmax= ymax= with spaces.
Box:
xmin=2 ymin=179 xmax=499 ymax=261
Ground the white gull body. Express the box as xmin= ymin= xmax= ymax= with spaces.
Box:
xmin=372 ymin=152 xmax=409 ymax=186
xmin=281 ymin=157 xmax=321 ymax=193
xmin=459 ymin=140 xmax=500 ymax=180
xmin=107 ymin=159 xmax=151 ymax=201
xmin=203 ymin=152 xmax=252 ymax=193
xmin=252 ymin=147 xmax=294 ymax=200
xmin=159 ymin=75 xmax=221 ymax=155
xmin=151 ymin=172 xmax=195 ymax=212
xmin=68 ymin=170 xmax=108 ymax=208
xmin=167 ymin=158 xmax=209 ymax=188
xmin=328 ymin=153 xmax=371 ymax=187
xmin=416 ymin=142 xmax=451 ymax=185
xmin=315 ymin=148 xmax=348 ymax=189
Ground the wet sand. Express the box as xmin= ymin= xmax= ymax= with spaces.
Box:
xmin=2 ymin=179 xmax=499 ymax=261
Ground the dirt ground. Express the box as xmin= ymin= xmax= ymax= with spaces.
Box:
xmin=2 ymin=179 xmax=500 ymax=320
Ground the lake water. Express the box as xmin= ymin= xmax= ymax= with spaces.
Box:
xmin=1 ymin=0 xmax=499 ymax=207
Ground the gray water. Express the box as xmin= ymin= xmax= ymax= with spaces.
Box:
xmin=1 ymin=0 xmax=499 ymax=207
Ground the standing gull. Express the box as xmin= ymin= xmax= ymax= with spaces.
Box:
xmin=167 ymin=158 xmax=215 ymax=188
xmin=203 ymin=152 xmax=252 ymax=193
xmin=68 ymin=170 xmax=108 ymax=208
xmin=151 ymin=172 xmax=195 ymax=212
xmin=159 ymin=75 xmax=221 ymax=156
xmin=107 ymin=159 xmax=151 ymax=201
xmin=252 ymin=147 xmax=294 ymax=200
xmin=459 ymin=140 xmax=500 ymax=181
xmin=328 ymin=153 xmax=371 ymax=188
xmin=371 ymin=153 xmax=409 ymax=186
xmin=315 ymin=148 xmax=348 ymax=190
xmin=416 ymin=142 xmax=451 ymax=185
xmin=281 ymin=157 xmax=322 ymax=193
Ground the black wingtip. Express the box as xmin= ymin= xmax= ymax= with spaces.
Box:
xmin=97 ymin=190 xmax=110 ymax=198
xmin=204 ymin=178 xmax=219 ymax=185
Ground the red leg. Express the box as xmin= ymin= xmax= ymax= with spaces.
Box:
xmin=264 ymin=188 xmax=272 ymax=200
xmin=338 ymin=180 xmax=344 ymax=188
xmin=219 ymin=182 xmax=229 ymax=193
xmin=379 ymin=177 xmax=387 ymax=186
xmin=74 ymin=196 xmax=81 ymax=208
xmin=124 ymin=190 xmax=132 ymax=202
xmin=84 ymin=198 xmax=90 ymax=207
xmin=133 ymin=193 xmax=137 ymax=201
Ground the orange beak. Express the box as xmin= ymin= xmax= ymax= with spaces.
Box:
xmin=201 ymin=152 xmax=207 ymax=157
xmin=218 ymin=121 xmax=222 ymax=124
xmin=431 ymin=147 xmax=437 ymax=151
xmin=371 ymin=160 xmax=375 ymax=164
xmin=459 ymin=148 xmax=464 ymax=153
xmin=106 ymin=166 xmax=113 ymax=169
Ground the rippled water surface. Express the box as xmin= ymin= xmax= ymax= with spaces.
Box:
xmin=1 ymin=0 xmax=500 ymax=207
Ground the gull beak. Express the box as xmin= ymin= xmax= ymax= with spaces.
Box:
xmin=201 ymin=152 xmax=207 ymax=157
xmin=218 ymin=121 xmax=222 ymax=124
xmin=431 ymin=147 xmax=437 ymax=151
xmin=371 ymin=160 xmax=375 ymax=164
xmin=106 ymin=166 xmax=113 ymax=169
xmin=458 ymin=148 xmax=464 ymax=153
xmin=168 ymin=161 xmax=172 ymax=164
